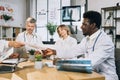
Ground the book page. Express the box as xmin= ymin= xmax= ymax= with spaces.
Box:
xmin=0 ymin=48 xmax=13 ymax=62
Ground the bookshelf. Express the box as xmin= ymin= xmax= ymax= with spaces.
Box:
xmin=101 ymin=6 xmax=120 ymax=48
xmin=0 ymin=25 xmax=25 ymax=41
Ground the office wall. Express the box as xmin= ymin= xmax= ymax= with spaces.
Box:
xmin=0 ymin=0 xmax=26 ymax=27
xmin=88 ymin=0 xmax=119 ymax=12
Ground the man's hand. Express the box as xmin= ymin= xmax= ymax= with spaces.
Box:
xmin=9 ymin=41 xmax=25 ymax=48
xmin=42 ymin=48 xmax=56 ymax=57
xmin=9 ymin=53 xmax=19 ymax=58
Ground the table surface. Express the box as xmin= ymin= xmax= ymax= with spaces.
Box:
xmin=0 ymin=60 xmax=105 ymax=80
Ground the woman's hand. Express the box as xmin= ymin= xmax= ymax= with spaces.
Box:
xmin=42 ymin=48 xmax=56 ymax=57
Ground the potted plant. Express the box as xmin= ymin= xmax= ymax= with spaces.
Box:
xmin=46 ymin=22 xmax=57 ymax=42
xmin=35 ymin=51 xmax=42 ymax=61
xmin=28 ymin=49 xmax=35 ymax=61
xmin=34 ymin=51 xmax=43 ymax=69
xmin=2 ymin=14 xmax=12 ymax=22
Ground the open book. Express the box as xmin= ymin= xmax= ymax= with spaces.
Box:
xmin=0 ymin=48 xmax=26 ymax=64
xmin=0 ymin=48 xmax=14 ymax=62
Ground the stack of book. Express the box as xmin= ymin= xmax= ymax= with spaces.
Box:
xmin=0 ymin=48 xmax=26 ymax=73
xmin=0 ymin=63 xmax=16 ymax=73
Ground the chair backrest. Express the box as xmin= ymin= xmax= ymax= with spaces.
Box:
xmin=115 ymin=48 xmax=120 ymax=80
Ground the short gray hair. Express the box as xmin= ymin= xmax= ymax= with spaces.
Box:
xmin=26 ymin=17 xmax=36 ymax=23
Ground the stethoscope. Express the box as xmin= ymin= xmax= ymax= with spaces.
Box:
xmin=24 ymin=31 xmax=38 ymax=42
xmin=92 ymin=31 xmax=102 ymax=51
xmin=76 ymin=31 xmax=102 ymax=59
xmin=86 ymin=31 xmax=102 ymax=53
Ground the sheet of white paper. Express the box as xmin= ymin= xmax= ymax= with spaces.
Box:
xmin=44 ymin=61 xmax=56 ymax=68
xmin=11 ymin=73 xmax=23 ymax=80
xmin=0 ymin=48 xmax=13 ymax=62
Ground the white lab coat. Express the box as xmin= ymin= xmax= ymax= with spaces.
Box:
xmin=16 ymin=31 xmax=43 ymax=51
xmin=0 ymin=40 xmax=9 ymax=56
xmin=55 ymin=30 xmax=118 ymax=80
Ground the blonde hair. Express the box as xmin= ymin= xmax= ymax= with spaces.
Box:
xmin=57 ymin=24 xmax=71 ymax=37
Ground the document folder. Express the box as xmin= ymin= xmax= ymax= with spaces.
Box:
xmin=56 ymin=59 xmax=92 ymax=73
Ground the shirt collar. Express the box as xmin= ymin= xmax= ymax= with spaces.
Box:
xmin=87 ymin=30 xmax=101 ymax=40
xmin=25 ymin=31 xmax=35 ymax=36
xmin=61 ymin=36 xmax=70 ymax=40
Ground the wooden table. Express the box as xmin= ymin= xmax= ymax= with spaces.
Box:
xmin=0 ymin=60 xmax=105 ymax=80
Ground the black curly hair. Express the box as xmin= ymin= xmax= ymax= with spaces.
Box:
xmin=83 ymin=11 xmax=101 ymax=29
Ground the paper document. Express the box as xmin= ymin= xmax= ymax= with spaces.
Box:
xmin=44 ymin=61 xmax=56 ymax=68
xmin=0 ymin=48 xmax=13 ymax=62
xmin=11 ymin=73 xmax=23 ymax=80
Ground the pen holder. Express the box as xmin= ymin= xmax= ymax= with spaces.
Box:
xmin=28 ymin=55 xmax=35 ymax=61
